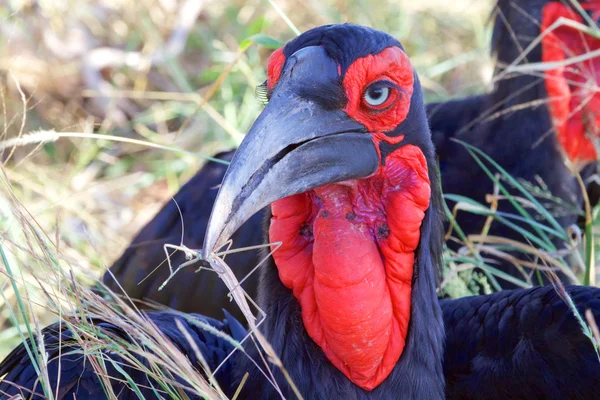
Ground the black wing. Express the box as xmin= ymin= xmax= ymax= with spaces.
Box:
xmin=103 ymin=150 xmax=266 ymax=319
xmin=0 ymin=311 xmax=246 ymax=399
xmin=443 ymin=285 xmax=600 ymax=399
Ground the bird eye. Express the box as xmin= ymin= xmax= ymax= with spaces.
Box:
xmin=364 ymin=86 xmax=390 ymax=106
xmin=362 ymin=81 xmax=399 ymax=111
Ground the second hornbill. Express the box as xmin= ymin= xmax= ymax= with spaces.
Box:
xmin=2 ymin=24 xmax=600 ymax=400
xmin=104 ymin=0 xmax=600 ymax=320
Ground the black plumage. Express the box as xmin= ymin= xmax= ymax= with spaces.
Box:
xmin=442 ymin=285 xmax=600 ymax=400
xmin=3 ymin=287 xmax=599 ymax=399
xmin=3 ymin=22 xmax=600 ymax=400
xmin=0 ymin=311 xmax=245 ymax=399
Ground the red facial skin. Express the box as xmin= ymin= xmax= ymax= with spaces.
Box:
xmin=269 ymin=47 xmax=430 ymax=390
xmin=343 ymin=47 xmax=414 ymax=144
xmin=267 ymin=47 xmax=286 ymax=91
xmin=542 ymin=2 xmax=600 ymax=164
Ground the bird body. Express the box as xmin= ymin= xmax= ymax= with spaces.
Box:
xmin=443 ymin=285 xmax=600 ymax=400
xmin=3 ymin=20 xmax=600 ymax=400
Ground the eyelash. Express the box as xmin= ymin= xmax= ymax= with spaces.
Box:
xmin=255 ymin=80 xmax=273 ymax=105
xmin=364 ymin=81 xmax=402 ymax=97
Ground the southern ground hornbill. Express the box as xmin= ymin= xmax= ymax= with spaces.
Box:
xmin=2 ymin=24 xmax=600 ymax=400
xmin=104 ymin=0 xmax=600 ymax=320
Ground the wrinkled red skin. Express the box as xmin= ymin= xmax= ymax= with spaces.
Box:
xmin=269 ymin=48 xmax=427 ymax=390
xmin=542 ymin=2 xmax=600 ymax=164
xmin=270 ymin=145 xmax=430 ymax=390
xmin=343 ymin=47 xmax=414 ymax=135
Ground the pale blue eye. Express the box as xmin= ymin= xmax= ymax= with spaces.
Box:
xmin=364 ymin=86 xmax=390 ymax=106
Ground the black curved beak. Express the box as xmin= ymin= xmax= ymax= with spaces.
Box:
xmin=202 ymin=46 xmax=379 ymax=258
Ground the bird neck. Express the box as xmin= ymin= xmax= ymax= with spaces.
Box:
xmin=253 ymin=144 xmax=445 ymax=397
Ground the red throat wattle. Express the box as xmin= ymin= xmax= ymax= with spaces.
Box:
xmin=270 ymin=145 xmax=430 ymax=390
xmin=542 ymin=2 xmax=600 ymax=164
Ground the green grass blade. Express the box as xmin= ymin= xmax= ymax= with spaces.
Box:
xmin=455 ymin=139 xmax=567 ymax=239
xmin=0 ymin=243 xmax=53 ymax=399
xmin=584 ymin=218 xmax=595 ymax=286
xmin=444 ymin=194 xmax=567 ymax=240
xmin=240 ymin=34 xmax=284 ymax=51
xmin=447 ymin=256 xmax=532 ymax=289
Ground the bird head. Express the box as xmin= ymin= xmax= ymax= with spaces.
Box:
xmin=203 ymin=24 xmax=434 ymax=252
xmin=203 ymin=24 xmax=441 ymax=390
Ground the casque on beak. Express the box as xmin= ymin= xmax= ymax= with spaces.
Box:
xmin=202 ymin=46 xmax=379 ymax=258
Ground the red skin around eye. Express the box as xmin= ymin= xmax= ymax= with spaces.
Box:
xmin=542 ymin=2 xmax=600 ymax=163
xmin=267 ymin=47 xmax=286 ymax=91
xmin=343 ymin=47 xmax=414 ymax=137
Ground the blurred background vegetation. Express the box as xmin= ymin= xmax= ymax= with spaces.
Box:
xmin=0 ymin=0 xmax=509 ymax=358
